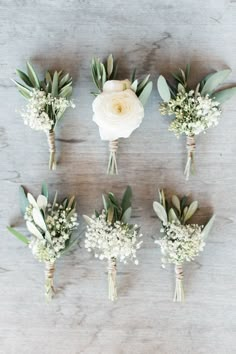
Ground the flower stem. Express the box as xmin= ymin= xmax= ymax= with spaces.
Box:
xmin=174 ymin=264 xmax=184 ymax=302
xmin=184 ymin=135 xmax=195 ymax=181
xmin=108 ymin=257 xmax=117 ymax=301
xmin=107 ymin=140 xmax=118 ymax=175
xmin=45 ymin=262 xmax=55 ymax=302
xmin=47 ymin=131 xmax=56 ymax=170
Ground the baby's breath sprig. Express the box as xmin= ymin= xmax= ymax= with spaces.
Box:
xmin=12 ymin=62 xmax=75 ymax=170
xmin=7 ymin=183 xmax=79 ymax=301
xmin=157 ymin=66 xmax=236 ymax=180
xmin=83 ymin=186 xmax=143 ymax=301
xmin=153 ymin=189 xmax=215 ymax=302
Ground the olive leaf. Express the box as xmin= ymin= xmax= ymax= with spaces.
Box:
xmin=7 ymin=227 xmax=29 ymax=244
xmin=121 ymin=186 xmax=132 ymax=213
xmin=202 ymin=214 xmax=216 ymax=239
xmin=19 ymin=186 xmax=29 ymax=215
xmin=121 ymin=207 xmax=132 ymax=223
xmin=107 ymin=54 xmax=113 ymax=78
xmin=16 ymin=69 xmax=33 ymax=87
xmin=26 ymin=62 xmax=40 ymax=88
xmin=131 ymin=79 xmax=138 ymax=92
xmin=184 ymin=201 xmax=198 ymax=223
xmin=201 ymin=69 xmax=231 ymax=96
xmin=153 ymin=201 xmax=167 ymax=224
xmin=157 ymin=75 xmax=171 ymax=102
xmin=138 ymin=81 xmax=152 ymax=106
xmin=171 ymin=195 xmax=180 ymax=213
xmin=168 ymin=208 xmax=179 ymax=223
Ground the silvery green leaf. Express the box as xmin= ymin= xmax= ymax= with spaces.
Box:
xmin=46 ymin=71 xmax=52 ymax=84
xmin=121 ymin=207 xmax=132 ymax=223
xmin=41 ymin=182 xmax=48 ymax=198
xmin=102 ymin=194 xmax=109 ymax=211
xmin=45 ymin=231 xmax=52 ymax=243
xmin=16 ymin=69 xmax=33 ymax=87
xmin=83 ymin=215 xmax=93 ymax=225
xmin=32 ymin=208 xmax=47 ymax=231
xmin=107 ymin=206 xmax=114 ymax=223
xmin=195 ymin=83 xmax=200 ymax=98
xmin=202 ymin=214 xmax=216 ymax=239
xmin=107 ymin=54 xmax=113 ymax=78
xmin=59 ymin=85 xmax=72 ymax=98
xmin=59 ymin=73 xmax=70 ymax=88
xmin=27 ymin=193 xmax=38 ymax=208
xmin=19 ymin=186 xmax=29 ymax=215
xmin=68 ymin=196 xmax=75 ymax=210
xmin=180 ymin=69 xmax=185 ymax=82
xmin=138 ymin=81 xmax=152 ymax=106
xmin=201 ymin=69 xmax=231 ymax=96
xmin=157 ymin=75 xmax=171 ymax=102
xmin=61 ymin=236 xmax=80 ymax=255
xmin=101 ymin=64 xmax=106 ymax=86
xmin=121 ymin=186 xmax=132 ymax=212
xmin=26 ymin=62 xmax=40 ymax=88
xmin=153 ymin=201 xmax=167 ymax=223
xmin=211 ymin=87 xmax=236 ymax=104
xmin=138 ymin=74 xmax=150 ymax=91
xmin=52 ymin=71 xmax=58 ymax=96
xmin=185 ymin=64 xmax=190 ymax=80
xmin=184 ymin=201 xmax=198 ymax=222
xmin=131 ymin=79 xmax=138 ymax=92
xmin=171 ymin=195 xmax=180 ymax=213
xmin=7 ymin=227 xmax=29 ymax=244
xmin=52 ymin=191 xmax=58 ymax=210
xmin=168 ymin=208 xmax=179 ymax=223
xmin=131 ymin=68 xmax=136 ymax=83
xmin=12 ymin=79 xmax=31 ymax=98
xmin=26 ymin=221 xmax=43 ymax=239
xmin=37 ymin=195 xmax=47 ymax=211
xmin=178 ymin=83 xmax=185 ymax=92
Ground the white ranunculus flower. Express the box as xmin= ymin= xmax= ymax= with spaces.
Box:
xmin=92 ymin=86 xmax=144 ymax=141
xmin=103 ymin=79 xmax=131 ymax=92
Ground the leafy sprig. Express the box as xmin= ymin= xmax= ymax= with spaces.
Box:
xmin=157 ymin=65 xmax=236 ymax=104
xmin=12 ymin=62 xmax=73 ymax=100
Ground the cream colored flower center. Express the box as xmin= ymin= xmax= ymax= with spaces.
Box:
xmin=110 ymin=98 xmax=130 ymax=116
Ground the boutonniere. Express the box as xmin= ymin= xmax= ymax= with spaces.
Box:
xmin=91 ymin=54 xmax=152 ymax=175
xmin=83 ymin=186 xmax=143 ymax=301
xmin=153 ymin=190 xmax=215 ymax=302
xmin=7 ymin=184 xmax=79 ymax=301
xmin=157 ymin=66 xmax=236 ymax=180
xmin=12 ymin=62 xmax=75 ymax=170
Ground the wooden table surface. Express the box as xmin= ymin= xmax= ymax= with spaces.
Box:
xmin=1 ymin=1 xmax=236 ymax=353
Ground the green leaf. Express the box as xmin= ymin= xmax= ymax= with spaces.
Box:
xmin=131 ymin=79 xmax=138 ymax=92
xmin=138 ymin=74 xmax=150 ymax=92
xmin=32 ymin=208 xmax=47 ymax=231
xmin=171 ymin=195 xmax=180 ymax=213
xmin=19 ymin=186 xmax=29 ymax=215
xmin=202 ymin=214 xmax=216 ymax=239
xmin=184 ymin=201 xmax=198 ymax=223
xmin=101 ymin=63 xmax=106 ymax=87
xmin=185 ymin=64 xmax=190 ymax=80
xmin=68 ymin=196 xmax=76 ymax=210
xmin=138 ymin=81 xmax=152 ymax=106
xmin=45 ymin=71 xmax=52 ymax=84
xmin=16 ymin=69 xmax=33 ymax=87
xmin=131 ymin=68 xmax=136 ymax=83
xmin=153 ymin=201 xmax=167 ymax=224
xmin=168 ymin=208 xmax=179 ymax=223
xmin=59 ymin=85 xmax=72 ymax=98
xmin=7 ymin=227 xmax=29 ymax=244
xmin=12 ymin=79 xmax=31 ymax=99
xmin=26 ymin=221 xmax=43 ymax=239
xmin=41 ymin=182 xmax=48 ymax=198
xmin=59 ymin=73 xmax=70 ymax=88
xmin=157 ymin=75 xmax=171 ymax=102
xmin=83 ymin=214 xmax=93 ymax=225
xmin=52 ymin=71 xmax=58 ymax=96
xmin=121 ymin=207 xmax=132 ymax=223
xmin=201 ymin=69 xmax=231 ymax=96
xmin=102 ymin=194 xmax=109 ymax=211
xmin=121 ymin=186 xmax=132 ymax=213
xmin=107 ymin=54 xmax=113 ymax=78
xmin=211 ymin=87 xmax=236 ymax=104
xmin=61 ymin=236 xmax=79 ymax=255
xmin=178 ymin=83 xmax=185 ymax=93
xmin=107 ymin=205 xmax=114 ymax=223
xmin=26 ymin=62 xmax=40 ymax=88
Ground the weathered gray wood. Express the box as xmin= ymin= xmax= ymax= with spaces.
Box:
xmin=0 ymin=0 xmax=236 ymax=353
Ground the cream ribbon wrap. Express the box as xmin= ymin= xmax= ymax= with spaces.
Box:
xmin=45 ymin=262 xmax=55 ymax=301
xmin=107 ymin=257 xmax=117 ymax=301
xmin=174 ymin=264 xmax=184 ymax=302
xmin=47 ymin=131 xmax=56 ymax=170
xmin=107 ymin=140 xmax=119 ymax=175
xmin=184 ymin=135 xmax=196 ymax=181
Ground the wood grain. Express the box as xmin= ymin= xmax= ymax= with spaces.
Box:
xmin=0 ymin=0 xmax=236 ymax=353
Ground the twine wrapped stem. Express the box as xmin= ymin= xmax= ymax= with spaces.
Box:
xmin=184 ymin=135 xmax=196 ymax=181
xmin=47 ymin=131 xmax=56 ymax=170
xmin=174 ymin=264 xmax=184 ymax=302
xmin=107 ymin=140 xmax=119 ymax=175
xmin=45 ymin=262 xmax=55 ymax=301
xmin=107 ymin=257 xmax=117 ymax=301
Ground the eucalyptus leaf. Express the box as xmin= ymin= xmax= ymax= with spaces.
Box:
xmin=201 ymin=69 xmax=231 ymax=96
xmin=153 ymin=201 xmax=167 ymax=224
xmin=211 ymin=87 xmax=236 ymax=104
xmin=157 ymin=75 xmax=171 ymax=102
xmin=138 ymin=81 xmax=152 ymax=106
xmin=7 ymin=227 xmax=29 ymax=244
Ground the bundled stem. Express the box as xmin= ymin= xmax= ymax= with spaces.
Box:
xmin=184 ymin=135 xmax=195 ymax=181
xmin=174 ymin=264 xmax=184 ymax=302
xmin=107 ymin=140 xmax=119 ymax=175
xmin=47 ymin=130 xmax=56 ymax=170
xmin=45 ymin=262 xmax=55 ymax=301
xmin=107 ymin=257 xmax=117 ymax=301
